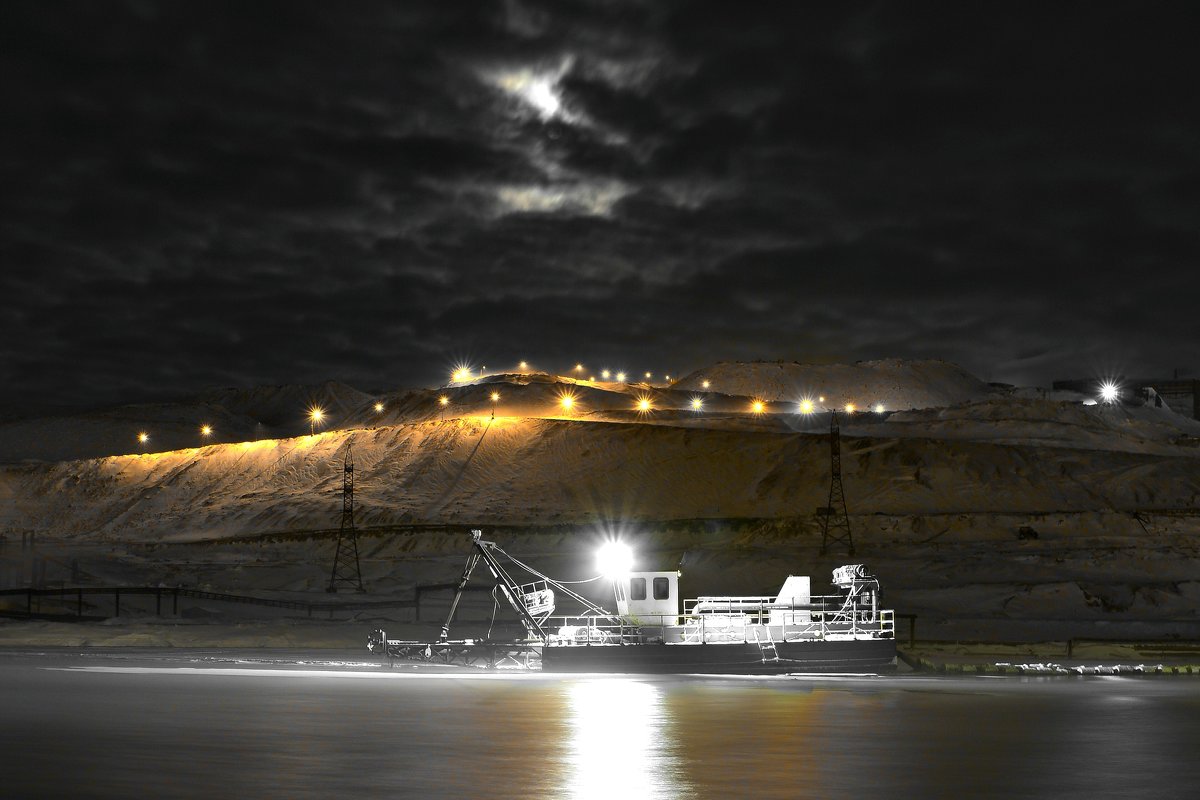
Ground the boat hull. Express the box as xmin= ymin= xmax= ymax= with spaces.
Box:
xmin=541 ymin=637 xmax=896 ymax=674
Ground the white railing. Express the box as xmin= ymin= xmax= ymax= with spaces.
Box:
xmin=542 ymin=603 xmax=893 ymax=647
xmin=518 ymin=579 xmax=554 ymax=618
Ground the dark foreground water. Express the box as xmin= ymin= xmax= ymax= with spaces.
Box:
xmin=2 ymin=650 xmax=1199 ymax=799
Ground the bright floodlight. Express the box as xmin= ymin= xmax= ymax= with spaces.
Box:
xmin=874 ymin=403 xmax=884 ymax=414
xmin=1099 ymin=381 xmax=1120 ymax=404
xmin=691 ymin=397 xmax=703 ymax=411
xmin=636 ymin=397 xmax=652 ymax=412
xmin=575 ymin=363 xmax=583 ymax=372
xmin=374 ymin=402 xmax=384 ymax=413
xmin=845 ymin=403 xmax=856 ymax=413
xmin=310 ymin=408 xmax=325 ymax=422
xmin=601 ymin=370 xmax=611 ymax=379
xmin=596 ymin=541 xmax=633 ymax=578
xmin=519 ymin=361 xmax=528 ymax=370
xmin=751 ymin=400 xmax=765 ymax=414
xmin=818 ymin=396 xmax=825 ymax=403
xmin=645 ymin=372 xmax=652 ymax=379
xmin=799 ymin=399 xmax=814 ymax=415
xmin=200 ymin=425 xmax=212 ymax=437
xmin=702 ymin=380 xmax=710 ymax=389
xmin=560 ymin=394 xmax=575 ymax=410
xmin=438 ymin=395 xmax=449 ymax=406
xmin=490 ymin=391 xmax=500 ymax=402
xmin=451 ymin=365 xmax=473 ymax=383
xmin=138 ymin=432 xmax=149 ymax=444
xmin=616 ymin=372 xmax=627 ymax=382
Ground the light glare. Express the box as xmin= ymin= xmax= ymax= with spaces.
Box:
xmin=308 ymin=407 xmax=326 ymax=435
xmin=1099 ymin=381 xmax=1120 ymax=404
xmin=596 ymin=542 xmax=633 ymax=578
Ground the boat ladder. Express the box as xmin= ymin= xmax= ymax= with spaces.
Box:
xmin=751 ymin=626 xmax=779 ymax=663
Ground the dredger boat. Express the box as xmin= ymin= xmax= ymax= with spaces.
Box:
xmin=368 ymin=530 xmax=895 ymax=674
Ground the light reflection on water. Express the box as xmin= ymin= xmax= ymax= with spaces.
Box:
xmin=1 ymin=656 xmax=1199 ymax=799
xmin=565 ymin=679 xmax=687 ymax=799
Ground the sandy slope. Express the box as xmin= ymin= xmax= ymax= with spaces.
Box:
xmin=3 ymin=411 xmax=1198 ymax=544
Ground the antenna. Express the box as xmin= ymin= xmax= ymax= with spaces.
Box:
xmin=327 ymin=442 xmax=365 ymax=592
xmin=818 ymin=412 xmax=854 ymax=556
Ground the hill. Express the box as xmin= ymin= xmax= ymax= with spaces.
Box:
xmin=673 ymin=358 xmax=995 ymax=410
xmin=2 ymin=359 xmax=1199 ymax=641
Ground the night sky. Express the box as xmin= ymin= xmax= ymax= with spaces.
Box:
xmin=3 ymin=1 xmax=1197 ymax=416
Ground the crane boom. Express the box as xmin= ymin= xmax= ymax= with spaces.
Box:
xmin=440 ymin=530 xmax=549 ymax=641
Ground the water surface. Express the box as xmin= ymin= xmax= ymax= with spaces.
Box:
xmin=2 ymin=650 xmax=1197 ymax=799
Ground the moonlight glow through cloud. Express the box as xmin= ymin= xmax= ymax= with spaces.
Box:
xmin=494 ymin=182 xmax=629 ymax=216
xmin=491 ymin=63 xmax=576 ymax=122
xmin=1 ymin=4 xmax=1196 ymax=416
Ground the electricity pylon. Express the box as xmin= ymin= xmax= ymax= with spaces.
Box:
xmin=327 ymin=443 xmax=365 ymax=592
xmin=818 ymin=412 xmax=854 ymax=556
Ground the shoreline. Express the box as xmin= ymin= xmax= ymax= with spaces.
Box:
xmin=3 ymin=619 xmax=1200 ymax=675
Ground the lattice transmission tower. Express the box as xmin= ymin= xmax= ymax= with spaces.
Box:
xmin=818 ymin=412 xmax=855 ymax=556
xmin=327 ymin=443 xmax=365 ymax=592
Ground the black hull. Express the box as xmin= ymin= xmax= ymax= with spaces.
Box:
xmin=541 ymin=638 xmax=896 ymax=675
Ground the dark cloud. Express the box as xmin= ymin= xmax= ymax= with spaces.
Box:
xmin=1 ymin=0 xmax=1197 ymax=416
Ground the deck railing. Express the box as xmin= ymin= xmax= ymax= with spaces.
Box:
xmin=542 ymin=596 xmax=894 ymax=647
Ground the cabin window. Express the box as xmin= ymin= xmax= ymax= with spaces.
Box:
xmin=630 ymin=577 xmax=647 ymax=601
xmin=653 ymin=577 xmax=670 ymax=600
